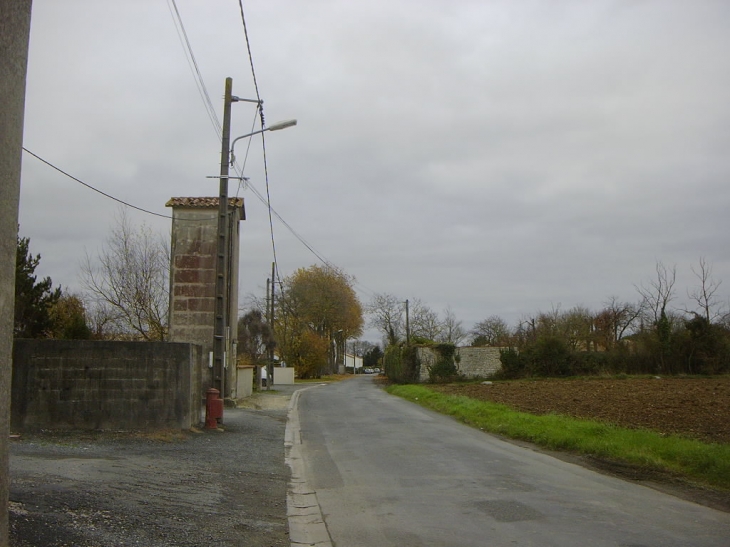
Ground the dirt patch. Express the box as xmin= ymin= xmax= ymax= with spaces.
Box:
xmin=236 ymin=392 xmax=292 ymax=410
xmin=432 ymin=377 xmax=730 ymax=444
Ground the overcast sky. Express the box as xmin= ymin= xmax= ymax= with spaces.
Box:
xmin=19 ymin=0 xmax=730 ymax=342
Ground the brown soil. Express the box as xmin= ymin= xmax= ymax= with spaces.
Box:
xmin=432 ymin=377 xmax=730 ymax=444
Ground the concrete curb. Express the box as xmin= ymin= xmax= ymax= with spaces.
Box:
xmin=285 ymin=386 xmax=332 ymax=547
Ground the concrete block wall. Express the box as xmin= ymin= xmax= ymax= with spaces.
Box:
xmin=11 ymin=340 xmax=203 ymax=431
xmin=417 ymin=346 xmax=504 ymax=382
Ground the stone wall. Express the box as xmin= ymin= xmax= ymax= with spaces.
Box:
xmin=417 ymin=346 xmax=504 ymax=382
xmin=456 ymin=347 xmax=504 ymax=378
xmin=11 ymin=340 xmax=203 ymax=431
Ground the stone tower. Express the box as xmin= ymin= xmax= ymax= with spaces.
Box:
xmin=166 ymin=197 xmax=245 ymax=398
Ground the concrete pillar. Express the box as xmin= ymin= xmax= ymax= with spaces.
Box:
xmin=0 ymin=2 xmax=33 ymax=544
xmin=166 ymin=197 xmax=244 ymax=398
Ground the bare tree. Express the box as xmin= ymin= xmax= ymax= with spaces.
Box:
xmin=438 ymin=306 xmax=467 ymax=345
xmin=366 ymin=293 xmax=404 ymax=345
xmin=471 ymin=315 xmax=511 ymax=346
xmin=688 ymin=257 xmax=724 ymax=323
xmin=594 ymin=296 xmax=641 ymax=349
xmin=81 ymin=210 xmax=169 ymax=341
xmin=409 ymin=298 xmax=442 ymax=341
xmin=86 ymin=300 xmax=121 ymax=340
xmin=636 ymin=261 xmax=676 ymax=325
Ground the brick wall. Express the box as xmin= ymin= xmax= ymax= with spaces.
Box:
xmin=11 ymin=340 xmax=203 ymax=431
xmin=417 ymin=346 xmax=504 ymax=382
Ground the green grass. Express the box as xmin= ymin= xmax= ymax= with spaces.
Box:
xmin=386 ymin=384 xmax=730 ymax=490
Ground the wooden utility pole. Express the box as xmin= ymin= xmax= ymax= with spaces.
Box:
xmin=268 ymin=262 xmax=276 ymax=389
xmin=405 ymin=299 xmax=410 ymax=345
xmin=213 ymin=77 xmax=235 ymax=397
xmin=1 ymin=2 xmax=33 ymax=543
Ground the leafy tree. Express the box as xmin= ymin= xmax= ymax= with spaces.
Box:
xmin=289 ymin=329 xmax=330 ymax=379
xmin=363 ymin=344 xmax=383 ymax=368
xmin=237 ymin=309 xmax=275 ymax=365
xmin=682 ymin=315 xmax=730 ymax=374
xmin=14 ymin=236 xmax=61 ymax=338
xmin=284 ymin=265 xmax=363 ymax=338
xmin=277 ymin=264 xmax=363 ymax=376
xmin=559 ymin=306 xmax=594 ymax=351
xmin=49 ymin=293 xmax=92 ymax=339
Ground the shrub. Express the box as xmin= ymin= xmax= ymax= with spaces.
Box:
xmin=526 ymin=336 xmax=571 ymax=377
xmin=427 ymin=343 xmax=459 ymax=383
xmin=384 ymin=344 xmax=421 ymax=384
xmin=499 ymin=347 xmax=526 ymax=379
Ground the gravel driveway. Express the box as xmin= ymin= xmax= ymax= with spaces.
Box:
xmin=9 ymin=389 xmax=298 ymax=547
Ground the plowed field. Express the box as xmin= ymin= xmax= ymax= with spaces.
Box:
xmin=431 ymin=377 xmax=730 ymax=444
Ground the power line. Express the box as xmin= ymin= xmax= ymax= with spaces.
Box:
xmin=237 ymin=0 xmax=262 ymax=103
xmin=236 ymin=0 xmax=284 ymax=285
xmin=22 ymin=147 xmax=172 ymax=219
xmin=167 ymin=0 xmax=221 ymax=137
xmin=28 ymin=0 xmax=368 ymax=291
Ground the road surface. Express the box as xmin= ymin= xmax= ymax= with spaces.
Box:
xmin=290 ymin=376 xmax=730 ymax=547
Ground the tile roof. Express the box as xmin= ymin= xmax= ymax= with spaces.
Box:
xmin=165 ymin=197 xmax=244 ymax=209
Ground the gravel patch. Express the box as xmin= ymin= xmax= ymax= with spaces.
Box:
xmin=10 ymin=402 xmax=293 ymax=546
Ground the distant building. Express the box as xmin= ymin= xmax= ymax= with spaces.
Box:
xmin=344 ymin=353 xmax=363 ymax=372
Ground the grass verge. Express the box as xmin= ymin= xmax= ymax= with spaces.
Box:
xmin=387 ymin=384 xmax=730 ymax=491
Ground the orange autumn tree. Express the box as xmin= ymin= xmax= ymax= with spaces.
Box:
xmin=276 ymin=265 xmax=363 ymax=378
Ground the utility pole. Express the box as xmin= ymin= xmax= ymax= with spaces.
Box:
xmin=405 ymin=299 xmax=410 ymax=345
xmin=268 ymin=261 xmax=275 ymax=390
xmin=1 ymin=3 xmax=33 ymax=543
xmin=213 ymin=77 xmax=236 ymax=397
xmin=264 ymin=277 xmax=270 ymax=390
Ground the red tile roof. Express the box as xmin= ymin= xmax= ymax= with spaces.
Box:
xmin=165 ymin=197 xmax=244 ymax=208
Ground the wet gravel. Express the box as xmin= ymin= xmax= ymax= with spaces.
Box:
xmin=9 ymin=401 xmax=292 ymax=547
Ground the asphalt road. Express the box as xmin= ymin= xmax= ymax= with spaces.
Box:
xmin=294 ymin=376 xmax=730 ymax=547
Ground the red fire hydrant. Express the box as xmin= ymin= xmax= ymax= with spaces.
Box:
xmin=205 ymin=388 xmax=223 ymax=429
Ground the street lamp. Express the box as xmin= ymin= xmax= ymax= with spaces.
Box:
xmin=333 ymin=329 xmax=344 ymax=375
xmin=229 ymin=119 xmax=297 ymax=165
xmin=212 ymin=76 xmax=297 ymax=403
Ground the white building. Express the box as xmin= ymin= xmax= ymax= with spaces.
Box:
xmin=344 ymin=353 xmax=363 ymax=372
